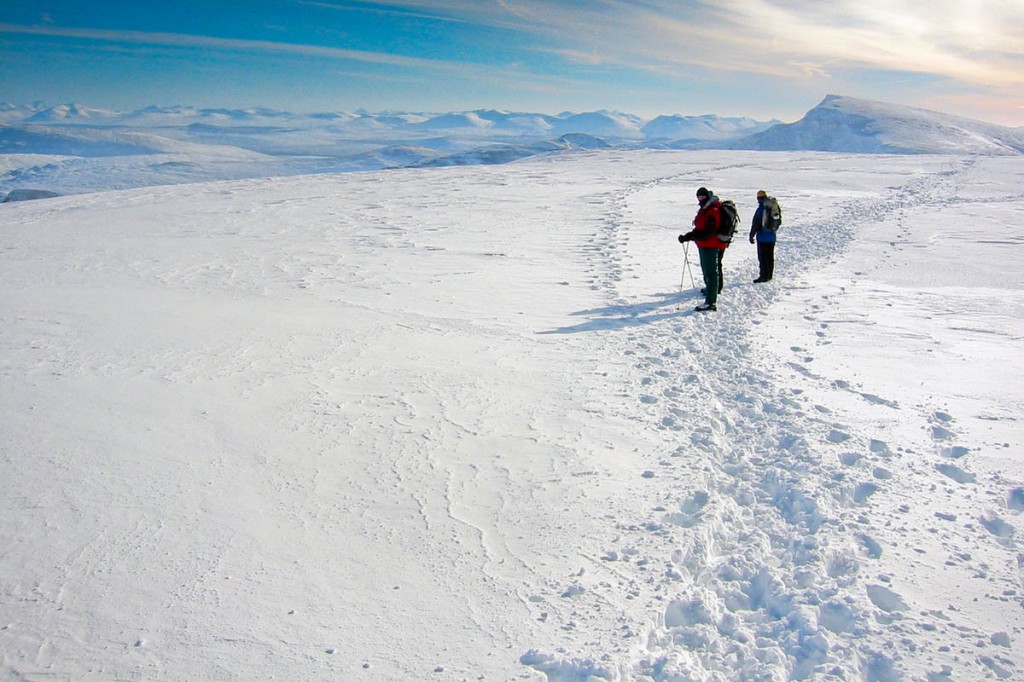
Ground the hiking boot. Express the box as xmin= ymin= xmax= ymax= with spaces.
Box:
xmin=695 ymin=303 xmax=717 ymax=312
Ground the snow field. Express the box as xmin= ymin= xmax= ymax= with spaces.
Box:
xmin=1 ymin=150 xmax=1022 ymax=680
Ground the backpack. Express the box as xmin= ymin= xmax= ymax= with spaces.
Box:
xmin=764 ymin=196 xmax=782 ymax=232
xmin=716 ymin=199 xmax=740 ymax=242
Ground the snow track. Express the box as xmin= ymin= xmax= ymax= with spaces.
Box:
xmin=524 ymin=155 xmax=1023 ymax=680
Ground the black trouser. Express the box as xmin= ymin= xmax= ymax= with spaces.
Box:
xmin=757 ymin=241 xmax=775 ymax=281
xmin=716 ymin=249 xmax=724 ymax=292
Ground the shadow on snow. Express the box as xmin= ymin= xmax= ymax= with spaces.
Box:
xmin=538 ymin=289 xmax=703 ymax=334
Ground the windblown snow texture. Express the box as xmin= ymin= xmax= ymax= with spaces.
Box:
xmin=2 ymin=149 xmax=1022 ymax=680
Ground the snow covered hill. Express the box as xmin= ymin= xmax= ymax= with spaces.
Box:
xmin=736 ymin=95 xmax=1024 ymax=155
xmin=2 ymin=149 xmax=1023 ymax=681
xmin=642 ymin=114 xmax=777 ymax=146
xmin=3 ymin=96 xmax=1023 ymax=201
xmin=0 ymin=103 xmax=776 ymax=198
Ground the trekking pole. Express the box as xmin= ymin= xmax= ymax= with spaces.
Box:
xmin=681 ymin=241 xmax=696 ymax=290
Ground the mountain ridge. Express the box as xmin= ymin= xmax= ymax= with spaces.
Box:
xmin=3 ymin=95 xmax=1023 ymax=199
xmin=734 ymin=94 xmax=1024 ymax=155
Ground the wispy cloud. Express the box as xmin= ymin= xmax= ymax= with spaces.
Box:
xmin=547 ymin=47 xmax=615 ymax=66
xmin=351 ymin=1 xmax=1024 ymax=87
xmin=15 ymin=2 xmax=1020 ymax=88
xmin=405 ymin=0 xmax=1024 ymax=119
xmin=0 ymin=20 xmax=604 ymax=103
xmin=0 ymin=22 xmax=446 ymax=69
xmin=295 ymin=0 xmax=474 ymax=25
xmin=716 ymin=0 xmax=1024 ymax=85
xmin=4 ymin=1 xmax=1022 ymax=122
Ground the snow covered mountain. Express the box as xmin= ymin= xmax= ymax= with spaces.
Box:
xmin=0 ymin=104 xmax=772 ymax=198
xmin=3 ymin=96 xmax=1023 ymax=201
xmin=642 ymin=114 xmax=778 ymax=146
xmin=0 ymin=103 xmax=757 ymax=147
xmin=736 ymin=95 xmax=1024 ymax=155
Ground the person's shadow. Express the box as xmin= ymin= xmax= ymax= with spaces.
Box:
xmin=538 ymin=290 xmax=701 ymax=334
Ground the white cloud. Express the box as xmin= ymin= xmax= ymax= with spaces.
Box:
xmin=366 ymin=1 xmax=1024 ymax=87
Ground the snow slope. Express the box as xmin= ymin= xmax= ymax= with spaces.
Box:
xmin=1 ymin=150 xmax=1023 ymax=681
xmin=737 ymin=95 xmax=1024 ymax=155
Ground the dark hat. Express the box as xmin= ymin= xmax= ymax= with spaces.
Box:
xmin=696 ymin=187 xmax=709 ymax=198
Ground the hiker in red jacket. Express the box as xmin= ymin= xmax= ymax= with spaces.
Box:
xmin=678 ymin=187 xmax=729 ymax=312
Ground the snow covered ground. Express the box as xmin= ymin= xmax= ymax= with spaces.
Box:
xmin=1 ymin=150 xmax=1022 ymax=681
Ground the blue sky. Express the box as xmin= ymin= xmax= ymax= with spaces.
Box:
xmin=2 ymin=0 xmax=1023 ymax=125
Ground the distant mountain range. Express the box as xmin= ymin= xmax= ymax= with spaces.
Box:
xmin=0 ymin=103 xmax=776 ymax=151
xmin=2 ymin=95 xmax=1023 ymax=199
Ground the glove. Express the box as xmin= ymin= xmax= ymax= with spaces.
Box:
xmin=678 ymin=233 xmax=692 ymax=243
xmin=749 ymin=236 xmax=755 ymax=244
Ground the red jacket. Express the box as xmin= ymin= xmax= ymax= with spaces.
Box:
xmin=687 ymin=199 xmax=729 ymax=250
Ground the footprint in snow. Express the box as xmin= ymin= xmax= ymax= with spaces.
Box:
xmin=979 ymin=656 xmax=1014 ymax=680
xmin=869 ymin=439 xmax=889 ymax=454
xmin=940 ymin=445 xmax=970 ymax=459
xmin=664 ymin=490 xmax=710 ymax=528
xmin=857 ymin=533 xmax=883 ymax=559
xmin=980 ymin=515 xmax=1015 ymax=539
xmin=818 ymin=601 xmax=857 ymax=633
xmin=786 ymin=361 xmax=814 ymax=378
xmin=853 ymin=482 xmax=879 ymax=504
xmin=1007 ymin=488 xmax=1024 ymax=511
xmin=935 ymin=463 xmax=976 ymax=484
xmin=860 ymin=392 xmax=897 ymax=407
xmin=930 ymin=411 xmax=956 ymax=440
xmin=826 ymin=550 xmax=860 ymax=579
xmin=828 ymin=428 xmax=852 ymax=443
xmin=990 ymin=632 xmax=1012 ymax=648
xmin=778 ymin=432 xmax=809 ymax=453
xmin=866 ymin=584 xmax=908 ymax=613
xmin=664 ymin=598 xmax=715 ymax=628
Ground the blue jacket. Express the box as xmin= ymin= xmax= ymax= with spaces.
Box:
xmin=750 ymin=198 xmax=777 ymax=243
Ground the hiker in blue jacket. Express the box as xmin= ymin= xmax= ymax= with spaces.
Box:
xmin=749 ymin=190 xmax=781 ymax=282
